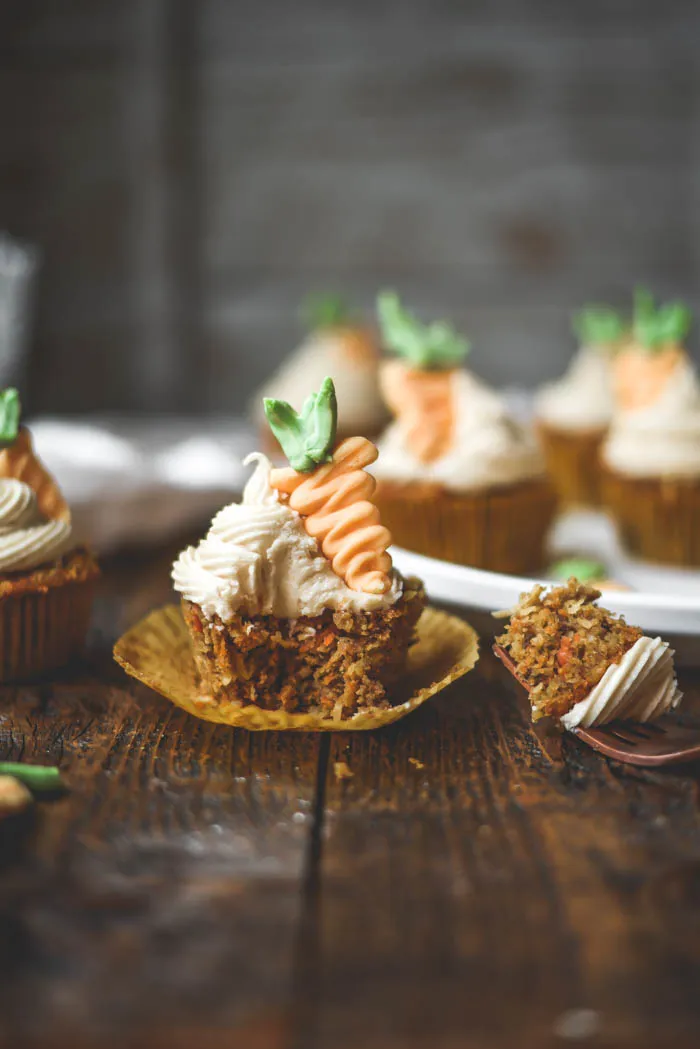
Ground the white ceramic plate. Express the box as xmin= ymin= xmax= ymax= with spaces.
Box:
xmin=392 ymin=509 xmax=700 ymax=665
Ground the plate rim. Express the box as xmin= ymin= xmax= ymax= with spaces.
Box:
xmin=391 ymin=546 xmax=700 ymax=617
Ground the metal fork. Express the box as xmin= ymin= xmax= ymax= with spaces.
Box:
xmin=493 ymin=643 xmax=700 ymax=767
xmin=574 ymin=718 xmax=700 ymax=767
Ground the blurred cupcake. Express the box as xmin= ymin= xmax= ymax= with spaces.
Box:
xmin=534 ymin=304 xmax=626 ymax=507
xmin=0 ymin=389 xmax=99 ymax=680
xmin=372 ymin=293 xmax=556 ymax=575
xmin=252 ymin=292 xmax=387 ymax=450
xmin=601 ymin=289 xmax=700 ymax=566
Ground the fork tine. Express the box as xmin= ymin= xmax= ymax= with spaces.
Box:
xmin=603 ymin=727 xmax=638 ymax=744
xmin=641 ymin=721 xmax=666 ymax=735
xmin=576 ymin=716 xmax=700 ymax=767
xmin=620 ymin=724 xmax=652 ymax=739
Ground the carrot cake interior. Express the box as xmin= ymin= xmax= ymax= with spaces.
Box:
xmin=495 ymin=580 xmax=682 ymax=729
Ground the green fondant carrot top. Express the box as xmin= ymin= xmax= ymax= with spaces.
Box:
xmin=301 ymin=292 xmax=354 ymax=332
xmin=264 ymin=376 xmax=338 ymax=473
xmin=633 ymin=288 xmax=691 ymax=350
xmin=572 ymin=305 xmax=627 ymax=347
xmin=548 ymin=557 xmax=607 ymax=584
xmin=377 ymin=291 xmax=470 ymax=370
xmin=0 ymin=388 xmax=20 ymax=448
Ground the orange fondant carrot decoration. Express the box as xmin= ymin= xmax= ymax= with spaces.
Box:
xmin=0 ymin=389 xmax=70 ymax=523
xmin=264 ymin=379 xmax=393 ymax=595
xmin=376 ymin=291 xmax=469 ymax=464
xmin=612 ymin=289 xmax=692 ymax=412
xmin=612 ymin=345 xmax=685 ymax=412
xmin=301 ymin=291 xmax=378 ymax=365
xmin=380 ymin=359 xmax=455 ymax=464
xmin=271 ymin=436 xmax=392 ymax=595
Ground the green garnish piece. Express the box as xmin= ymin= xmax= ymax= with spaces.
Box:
xmin=264 ymin=376 xmax=338 ymax=473
xmin=632 ymin=288 xmax=692 ymax=350
xmin=377 ymin=291 xmax=470 ymax=370
xmin=572 ymin=305 xmax=627 ymax=347
xmin=301 ymin=292 xmax=353 ymax=332
xmin=548 ymin=557 xmax=607 ymax=583
xmin=0 ymin=388 xmax=20 ymax=447
xmin=0 ymin=762 xmax=64 ymax=792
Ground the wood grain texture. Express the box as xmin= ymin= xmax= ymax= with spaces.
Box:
xmin=0 ymin=672 xmax=322 ymax=1046
xmin=0 ymin=548 xmax=698 ymax=1046
xmin=1 ymin=0 xmax=699 ymax=412
xmin=317 ymin=667 xmax=700 ymax=1049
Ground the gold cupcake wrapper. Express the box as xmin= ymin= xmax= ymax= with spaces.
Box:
xmin=375 ymin=479 xmax=557 ymax=576
xmin=0 ymin=577 xmax=96 ymax=682
xmin=601 ymin=468 xmax=700 ymax=567
xmin=113 ymin=604 xmax=479 ymax=731
xmin=535 ymin=422 xmax=606 ymax=508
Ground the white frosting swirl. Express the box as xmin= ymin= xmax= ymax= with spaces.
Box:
xmin=561 ymin=636 xmax=682 ymax=730
xmin=172 ymin=453 xmax=403 ymax=621
xmin=535 ymin=345 xmax=614 ymax=431
xmin=373 ymin=371 xmax=545 ymax=491
xmin=0 ymin=479 xmax=73 ymax=572
xmin=602 ymin=359 xmax=700 ymax=478
xmin=253 ymin=331 xmax=386 ymax=434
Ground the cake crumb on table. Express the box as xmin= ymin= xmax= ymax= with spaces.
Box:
xmin=0 ymin=775 xmax=32 ymax=815
xmin=333 ymin=761 xmax=354 ymax=781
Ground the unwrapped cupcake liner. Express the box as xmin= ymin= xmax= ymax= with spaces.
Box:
xmin=375 ymin=478 xmax=557 ymax=576
xmin=536 ymin=421 xmax=607 ymax=508
xmin=601 ymin=468 xmax=700 ymax=567
xmin=0 ymin=577 xmax=97 ymax=682
xmin=113 ymin=604 xmax=479 ymax=731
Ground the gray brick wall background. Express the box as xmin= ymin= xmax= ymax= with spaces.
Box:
xmin=1 ymin=0 xmax=698 ymax=414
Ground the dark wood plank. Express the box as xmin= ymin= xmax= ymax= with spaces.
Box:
xmin=312 ymin=657 xmax=700 ymax=1049
xmin=0 ymin=544 xmax=324 ymax=1047
xmin=0 ymin=547 xmax=699 ymax=1046
xmin=0 ymin=671 xmax=323 ymax=1046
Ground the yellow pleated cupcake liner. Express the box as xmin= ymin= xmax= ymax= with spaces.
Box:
xmin=113 ymin=604 xmax=479 ymax=731
xmin=536 ymin=421 xmax=607 ymax=509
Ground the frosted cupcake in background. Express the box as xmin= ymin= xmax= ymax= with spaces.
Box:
xmin=534 ymin=304 xmax=627 ymax=508
xmin=252 ymin=292 xmax=387 ymax=451
xmin=0 ymin=388 xmax=99 ymax=680
xmin=601 ymin=289 xmax=700 ymax=566
xmin=372 ymin=292 xmax=556 ymax=575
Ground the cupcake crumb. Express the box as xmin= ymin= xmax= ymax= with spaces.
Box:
xmin=0 ymin=775 xmax=33 ymax=815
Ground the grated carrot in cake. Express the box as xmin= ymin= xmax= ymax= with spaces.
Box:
xmin=495 ymin=579 xmax=642 ymax=722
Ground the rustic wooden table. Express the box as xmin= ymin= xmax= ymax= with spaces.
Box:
xmin=1 ymin=539 xmax=700 ymax=1049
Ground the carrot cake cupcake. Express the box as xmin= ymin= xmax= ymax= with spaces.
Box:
xmin=534 ymin=304 xmax=626 ymax=507
xmin=173 ymin=378 xmax=425 ymax=717
xmin=372 ymin=292 xmax=556 ymax=574
xmin=494 ymin=580 xmax=681 ymax=730
xmin=0 ymin=388 xmax=99 ymax=680
xmin=601 ymin=289 xmax=700 ymax=565
xmin=252 ymin=292 xmax=387 ymax=449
